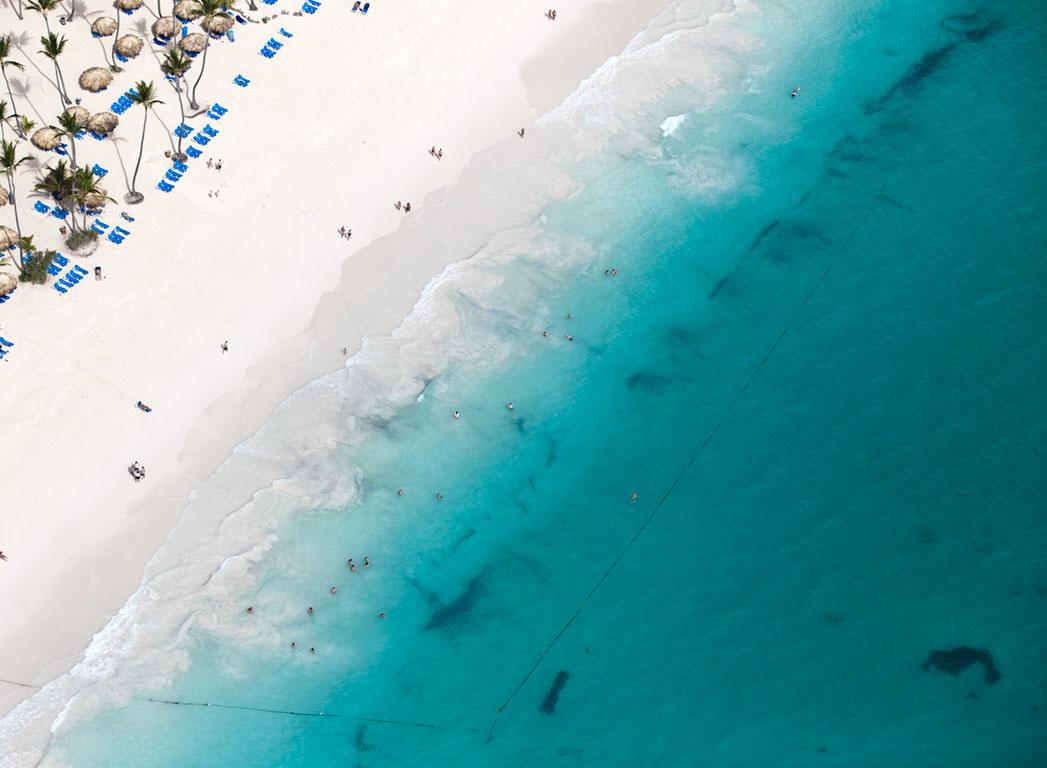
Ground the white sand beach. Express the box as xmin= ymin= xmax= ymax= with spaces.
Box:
xmin=0 ymin=0 xmax=669 ymax=723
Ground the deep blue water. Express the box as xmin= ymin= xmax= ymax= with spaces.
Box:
xmin=17 ymin=0 xmax=1047 ymax=765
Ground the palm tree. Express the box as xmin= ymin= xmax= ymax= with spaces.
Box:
xmin=35 ymin=159 xmax=75 ymax=221
xmin=126 ymin=80 xmax=161 ymax=204
xmin=0 ymin=139 xmax=32 ymax=274
xmin=39 ymin=33 xmax=71 ymax=109
xmin=54 ymin=109 xmax=85 ymax=170
xmin=71 ymin=166 xmax=111 ymax=232
xmin=190 ymin=0 xmax=233 ymax=110
xmin=161 ymin=49 xmax=192 ymax=161
xmin=17 ymin=115 xmax=35 ymax=138
xmin=27 ymin=0 xmax=62 ymax=33
xmin=0 ymin=36 xmax=25 ymax=131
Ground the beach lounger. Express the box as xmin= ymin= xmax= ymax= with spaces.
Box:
xmin=51 ymin=208 xmax=69 ymax=220
xmin=34 ymin=200 xmax=50 ymax=214
xmin=279 ymin=27 xmax=293 ymax=37
xmin=108 ymin=232 xmax=125 ymax=245
xmin=119 ymin=94 xmax=133 ymax=109
xmin=206 ymin=109 xmax=221 ymax=120
xmin=157 ymin=180 xmax=175 ymax=192
xmin=114 ymin=226 xmax=130 ymax=236
xmin=267 ymin=38 xmax=283 ymax=49
xmin=93 ymin=164 xmax=108 ymax=178
xmin=47 ymin=262 xmax=62 ymax=276
xmin=53 ymin=282 xmax=68 ymax=294
xmin=235 ymin=14 xmax=247 ymax=24
xmin=182 ymin=24 xmax=188 ymax=37
xmin=185 ymin=146 xmax=203 ymax=158
xmin=110 ymin=102 xmax=125 ymax=115
xmin=260 ymin=47 xmax=275 ymax=58
xmin=233 ymin=74 xmax=250 ymax=87
xmin=307 ymin=0 xmax=321 ymax=6
xmin=73 ymin=265 xmax=89 ymax=276
xmin=58 ymin=277 xmax=74 ymax=288
xmin=64 ymin=270 xmax=81 ymax=284
xmin=54 ymin=144 xmax=68 ymax=155
xmin=90 ymin=131 xmax=105 ymax=140
xmin=173 ymin=161 xmax=189 ymax=172
xmin=165 ymin=169 xmax=182 ymax=182
xmin=193 ymin=134 xmax=210 ymax=146
xmin=53 ymin=253 xmax=69 ymax=267
xmin=302 ymin=4 xmax=316 ymax=13
xmin=174 ymin=123 xmax=193 ymax=138
xmin=115 ymin=52 xmax=128 ymax=63
xmin=0 ymin=336 xmax=12 ymax=347
xmin=92 ymin=220 xmax=110 ymax=234
xmin=361 ymin=2 xmax=369 ymax=13
xmin=211 ymin=103 xmax=228 ymax=115
xmin=202 ymin=125 xmax=219 ymax=137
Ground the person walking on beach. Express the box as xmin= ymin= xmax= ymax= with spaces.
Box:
xmin=518 ymin=127 xmax=525 ymax=138
xmin=394 ymin=200 xmax=402 ymax=210
xmin=221 ymin=340 xmax=229 ymax=353
xmin=404 ymin=202 xmax=411 ymax=213
xmin=0 ymin=551 xmax=8 ymax=561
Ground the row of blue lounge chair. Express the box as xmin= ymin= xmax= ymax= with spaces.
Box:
xmin=0 ymin=286 xmax=14 ymax=305
xmin=91 ymin=218 xmax=132 ymax=245
xmin=0 ymin=334 xmax=12 ymax=359
xmin=53 ymin=262 xmax=90 ymax=295
xmin=110 ymin=87 xmax=141 ymax=115
xmin=303 ymin=0 xmax=321 ymax=15
xmin=260 ymin=28 xmax=294 ymax=58
xmin=158 ymin=105 xmax=230 ymax=193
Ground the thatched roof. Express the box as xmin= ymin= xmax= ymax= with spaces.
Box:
xmin=83 ymin=189 xmax=109 ymax=209
xmin=114 ymin=34 xmax=144 ymax=58
xmin=201 ymin=14 xmax=233 ymax=36
xmin=0 ymin=187 xmax=8 ymax=207
xmin=63 ymin=105 xmax=90 ymax=126
xmin=91 ymin=16 xmax=118 ymax=36
xmin=0 ymin=272 xmax=17 ymax=296
xmin=31 ymin=126 xmax=62 ymax=151
xmin=178 ymin=32 xmax=207 ymax=53
xmin=86 ymin=111 xmax=119 ymax=136
xmin=114 ymin=0 xmax=144 ymax=10
xmin=78 ymin=66 xmax=114 ymax=93
xmin=173 ymin=0 xmax=202 ymax=21
xmin=152 ymin=16 xmax=179 ymax=39
xmin=0 ymin=225 xmax=20 ymax=249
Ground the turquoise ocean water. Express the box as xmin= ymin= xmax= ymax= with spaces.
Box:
xmin=4 ymin=0 xmax=1046 ymax=764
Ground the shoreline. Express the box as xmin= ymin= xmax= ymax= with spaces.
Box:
xmin=0 ymin=0 xmax=670 ymax=726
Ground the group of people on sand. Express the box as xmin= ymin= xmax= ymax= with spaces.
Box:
xmin=337 ymin=226 xmax=352 ymax=239
xmin=394 ymin=200 xmax=412 ymax=213
xmin=429 ymin=146 xmax=444 ymax=160
xmin=545 ymin=8 xmax=558 ymax=20
xmin=129 ymin=461 xmax=147 ymax=482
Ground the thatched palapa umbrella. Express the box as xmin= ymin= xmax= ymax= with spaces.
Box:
xmin=114 ymin=0 xmax=144 ymax=11
xmin=152 ymin=16 xmax=179 ymax=40
xmin=174 ymin=0 xmax=202 ymax=21
xmin=91 ymin=16 xmax=118 ymax=37
xmin=0 ymin=225 xmax=20 ymax=249
xmin=201 ymin=14 xmax=233 ymax=36
xmin=31 ymin=127 xmax=62 ymax=151
xmin=83 ymin=188 xmax=109 ymax=209
xmin=79 ymin=66 xmax=114 ymax=93
xmin=0 ymin=272 xmax=17 ymax=296
xmin=0 ymin=187 xmax=9 ymax=207
xmin=63 ymin=105 xmax=90 ymax=126
xmin=86 ymin=111 xmax=119 ymax=137
xmin=178 ymin=32 xmax=207 ymax=55
xmin=114 ymin=34 xmax=144 ymax=59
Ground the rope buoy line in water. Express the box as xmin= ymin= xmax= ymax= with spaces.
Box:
xmin=490 ymin=187 xmax=887 ymax=732
xmin=135 ymin=696 xmax=483 ymax=734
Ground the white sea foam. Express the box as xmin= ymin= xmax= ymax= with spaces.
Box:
xmin=0 ymin=1 xmax=769 ymax=764
xmin=661 ymin=113 xmax=689 ymax=137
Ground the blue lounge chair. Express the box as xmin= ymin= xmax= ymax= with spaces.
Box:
xmin=165 ymin=169 xmax=182 ymax=182
xmin=174 ymin=123 xmax=193 ymax=138
xmin=64 ymin=270 xmax=80 ymax=284
xmin=54 ymin=143 xmax=68 ymax=155
xmin=53 ymin=253 xmax=69 ymax=266
xmin=361 ymin=2 xmax=369 ymax=13
xmin=157 ymin=180 xmax=175 ymax=192
xmin=185 ymin=145 xmax=203 ymax=158
xmin=115 ymin=52 xmax=128 ymax=63
xmin=303 ymin=4 xmax=316 ymax=13
xmin=47 ymin=262 xmax=62 ymax=276
xmin=173 ymin=161 xmax=189 ymax=172
xmin=212 ymin=103 xmax=228 ymax=115
xmin=111 ymin=102 xmax=125 ymax=114
xmin=202 ymin=125 xmax=218 ymax=137
xmin=193 ymin=134 xmax=210 ymax=146
xmin=267 ymin=38 xmax=283 ymax=49
xmin=92 ymin=220 xmax=109 ymax=234
xmin=233 ymin=74 xmax=250 ymax=87
xmin=92 ymin=164 xmax=108 ymax=177
xmin=51 ymin=208 xmax=69 ymax=220
xmin=34 ymin=200 xmax=50 ymax=214
xmin=279 ymin=27 xmax=293 ymax=37
xmin=108 ymin=232 xmax=125 ymax=244
xmin=0 ymin=336 xmax=13 ymax=347
xmin=235 ymin=14 xmax=247 ymax=24
xmin=114 ymin=226 xmax=130 ymax=235
xmin=73 ymin=265 xmax=89 ymax=276
xmin=260 ymin=47 xmax=275 ymax=58
xmin=119 ymin=94 xmax=133 ymax=109
xmin=53 ymin=282 xmax=68 ymax=294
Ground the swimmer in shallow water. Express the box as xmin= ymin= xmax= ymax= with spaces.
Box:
xmin=436 ymin=492 xmax=444 ymax=501
xmin=507 ymin=401 xmax=514 ymax=411
xmin=397 ymin=488 xmax=405 ymax=496
xmin=307 ymin=606 xmax=314 ymax=615
xmin=453 ymin=410 xmax=460 ymax=419
xmin=364 ymin=556 xmax=370 ymax=567
xmin=330 ymin=586 xmax=337 ymax=594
